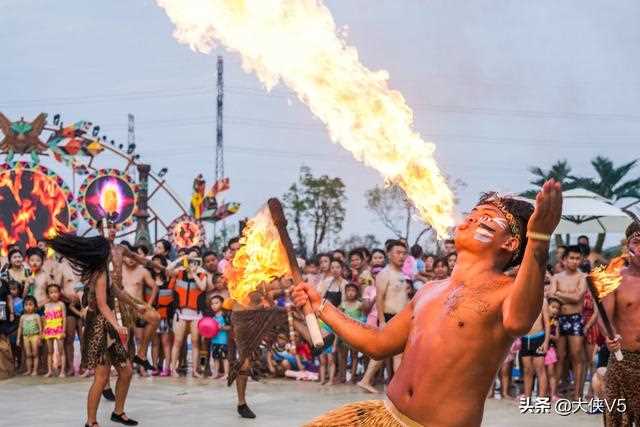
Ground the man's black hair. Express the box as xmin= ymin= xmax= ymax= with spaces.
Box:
xmin=25 ymin=247 xmax=45 ymax=260
xmin=444 ymin=239 xmax=455 ymax=245
xmin=477 ymin=193 xmax=535 ymax=270
xmin=625 ymin=220 xmax=640 ymax=240
xmin=202 ymin=250 xmax=218 ymax=260
xmin=578 ymin=235 xmax=589 ymax=243
xmin=227 ymin=237 xmax=240 ymax=247
xmin=563 ymin=245 xmax=583 ymax=258
xmin=348 ymin=249 xmax=364 ymax=260
xmin=385 ymin=239 xmax=407 ymax=252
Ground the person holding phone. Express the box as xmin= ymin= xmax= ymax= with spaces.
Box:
xmin=168 ymin=249 xmax=208 ymax=378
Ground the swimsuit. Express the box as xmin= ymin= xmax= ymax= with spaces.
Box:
xmin=558 ymin=313 xmax=584 ymax=337
xmin=21 ymin=315 xmax=41 ymax=346
xmin=42 ymin=304 xmax=65 ymax=340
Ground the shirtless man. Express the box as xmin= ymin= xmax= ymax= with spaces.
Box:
xmin=519 ymin=299 xmax=550 ymax=398
xmin=596 ymin=221 xmax=640 ymax=426
xmin=120 ymin=242 xmax=160 ymax=372
xmin=294 ymin=180 xmax=562 ymax=427
xmin=548 ymin=245 xmax=587 ymax=398
xmin=56 ymin=257 xmax=85 ymax=376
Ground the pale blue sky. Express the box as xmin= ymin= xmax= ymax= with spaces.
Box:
xmin=2 ymin=1 xmax=639 ymax=246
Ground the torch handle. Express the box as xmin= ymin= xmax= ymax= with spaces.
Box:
xmin=268 ymin=198 xmax=324 ymax=348
xmin=586 ymin=277 xmax=623 ymax=361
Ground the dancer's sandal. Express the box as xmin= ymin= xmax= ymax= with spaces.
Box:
xmin=133 ymin=355 xmax=154 ymax=371
xmin=84 ymin=423 xmax=99 ymax=427
xmin=110 ymin=412 xmax=139 ymax=426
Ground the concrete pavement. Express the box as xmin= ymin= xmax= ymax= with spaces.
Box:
xmin=2 ymin=375 xmax=601 ymax=426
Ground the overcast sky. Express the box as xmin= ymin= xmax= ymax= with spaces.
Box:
xmin=2 ymin=1 xmax=639 ymax=247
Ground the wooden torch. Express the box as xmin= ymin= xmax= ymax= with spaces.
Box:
xmin=586 ymin=276 xmax=623 ymax=361
xmin=267 ymin=198 xmax=324 ymax=348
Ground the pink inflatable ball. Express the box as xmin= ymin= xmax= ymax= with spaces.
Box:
xmin=197 ymin=317 xmax=220 ymax=339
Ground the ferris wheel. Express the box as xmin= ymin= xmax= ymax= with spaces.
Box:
xmin=0 ymin=111 xmax=204 ymax=255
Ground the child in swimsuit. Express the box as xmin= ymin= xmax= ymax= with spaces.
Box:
xmin=17 ymin=296 xmax=42 ymax=376
xmin=340 ymin=283 xmax=365 ymax=383
xmin=43 ymin=283 xmax=66 ymax=378
xmin=545 ymin=297 xmax=562 ymax=400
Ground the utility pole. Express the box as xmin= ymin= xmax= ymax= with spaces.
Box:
xmin=216 ymin=56 xmax=224 ymax=183
xmin=213 ymin=56 xmax=225 ymax=241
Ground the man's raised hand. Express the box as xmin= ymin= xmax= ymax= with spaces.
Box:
xmin=528 ymin=179 xmax=563 ymax=235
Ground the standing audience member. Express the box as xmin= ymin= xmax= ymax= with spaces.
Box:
xmin=17 ymin=295 xmax=41 ymax=376
xmin=209 ymin=295 xmax=230 ymax=380
xmin=339 ymin=283 xmax=365 ymax=383
xmin=42 ymin=283 xmax=66 ymax=378
xmin=549 ymin=245 xmax=587 ymax=399
xmin=545 ymin=297 xmax=562 ymax=400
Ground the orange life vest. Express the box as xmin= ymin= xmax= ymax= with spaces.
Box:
xmin=169 ymin=271 xmax=205 ymax=311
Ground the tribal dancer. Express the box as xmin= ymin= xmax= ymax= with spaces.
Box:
xmin=47 ymin=232 xmax=143 ymax=427
xmin=597 ymin=220 xmax=640 ymax=426
xmin=293 ymin=180 xmax=562 ymax=426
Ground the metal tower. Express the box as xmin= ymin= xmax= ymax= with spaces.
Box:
xmin=128 ymin=113 xmax=135 ymax=149
xmin=216 ymin=56 xmax=224 ymax=183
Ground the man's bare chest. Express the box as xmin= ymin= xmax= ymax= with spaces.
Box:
xmin=414 ymin=281 xmax=506 ymax=330
xmin=616 ymin=278 xmax=640 ymax=315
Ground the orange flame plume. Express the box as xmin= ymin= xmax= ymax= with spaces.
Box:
xmin=224 ymin=205 xmax=290 ymax=304
xmin=589 ymin=256 xmax=626 ymax=299
xmin=157 ymin=0 xmax=455 ymax=236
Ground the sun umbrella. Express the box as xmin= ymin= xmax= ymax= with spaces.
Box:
xmin=553 ymin=188 xmax=632 ymax=234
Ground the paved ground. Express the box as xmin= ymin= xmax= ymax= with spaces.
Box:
xmin=2 ymin=375 xmax=601 ymax=426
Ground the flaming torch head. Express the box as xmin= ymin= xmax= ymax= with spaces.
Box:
xmin=590 ymin=255 xmax=627 ymax=299
xmin=224 ymin=205 xmax=290 ymax=305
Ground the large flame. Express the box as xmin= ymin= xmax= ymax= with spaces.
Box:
xmin=157 ymin=0 xmax=455 ymax=235
xmin=590 ymin=256 xmax=626 ymax=299
xmin=224 ymin=205 xmax=290 ymax=303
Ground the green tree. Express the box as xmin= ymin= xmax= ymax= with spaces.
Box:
xmin=572 ymin=156 xmax=640 ymax=251
xmin=523 ymin=157 xmax=640 ymax=251
xmin=521 ymin=160 xmax=577 ymax=198
xmin=365 ymin=177 xmax=465 ymax=244
xmin=283 ymin=166 xmax=347 ymax=258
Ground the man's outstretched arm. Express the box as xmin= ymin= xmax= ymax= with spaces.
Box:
xmin=292 ymin=282 xmax=411 ymax=360
xmin=503 ymin=180 xmax=562 ymax=337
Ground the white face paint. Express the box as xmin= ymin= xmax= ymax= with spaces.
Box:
xmin=473 ymin=215 xmax=507 ymax=244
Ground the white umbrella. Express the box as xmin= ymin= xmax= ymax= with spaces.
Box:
xmin=553 ymin=188 xmax=632 ymax=234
